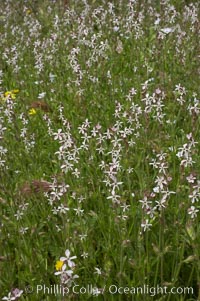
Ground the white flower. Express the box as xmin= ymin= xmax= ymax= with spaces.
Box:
xmin=74 ymin=207 xmax=84 ymax=216
xmin=139 ymin=197 xmax=152 ymax=209
xmin=154 ymin=18 xmax=161 ymax=25
xmin=92 ymin=288 xmax=102 ymax=296
xmin=127 ymin=167 xmax=133 ymax=173
xmin=81 ymin=252 xmax=88 ymax=259
xmin=141 ymin=219 xmax=152 ymax=232
xmin=57 ymin=204 xmax=70 ymax=214
xmin=160 ymin=27 xmax=174 ymax=34
xmin=120 ymin=204 xmax=130 ymax=212
xmin=188 ymin=206 xmax=199 ymax=219
xmin=55 ymin=225 xmax=61 ymax=232
xmin=186 ymin=174 xmax=196 ymax=184
xmin=38 ymin=92 xmax=46 ymax=99
xmin=49 ymin=73 xmax=56 ymax=82
xmin=155 ymin=197 xmax=167 ymax=210
xmin=14 ymin=210 xmax=24 ymax=220
xmin=94 ymin=267 xmax=102 ymax=275
xmin=113 ymin=26 xmax=119 ymax=32
xmin=79 ymin=234 xmax=87 ymax=241
xmin=53 ymin=129 xmax=63 ymax=141
xmin=2 ymin=292 xmax=15 ymax=301
xmin=107 ymin=192 xmax=121 ymax=204
xmin=60 ymin=249 xmax=77 ymax=268
xmin=19 ymin=227 xmax=29 ymax=235
xmin=153 ymin=186 xmax=160 ymax=193
xmin=72 ymin=168 xmax=80 ymax=178
xmin=54 ymin=263 xmax=73 ymax=276
xmin=189 ymin=190 xmax=200 ymax=203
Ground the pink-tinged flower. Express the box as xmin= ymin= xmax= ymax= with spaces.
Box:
xmin=188 ymin=206 xmax=199 ymax=219
xmin=60 ymin=249 xmax=77 ymax=268
xmin=61 ymin=273 xmax=79 ymax=286
xmin=186 ymin=174 xmax=196 ymax=184
xmin=11 ymin=288 xmax=23 ymax=299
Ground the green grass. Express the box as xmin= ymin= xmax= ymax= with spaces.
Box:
xmin=0 ymin=0 xmax=200 ymax=300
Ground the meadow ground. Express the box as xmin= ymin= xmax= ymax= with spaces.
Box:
xmin=0 ymin=0 xmax=200 ymax=300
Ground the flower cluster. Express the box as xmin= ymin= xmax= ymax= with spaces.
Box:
xmin=1 ymin=89 xmax=19 ymax=101
xmin=55 ymin=249 xmax=79 ymax=286
xmin=0 ymin=0 xmax=199 ymax=298
xmin=186 ymin=174 xmax=200 ymax=219
xmin=176 ymin=133 xmax=197 ymax=168
xmin=2 ymin=289 xmax=23 ymax=301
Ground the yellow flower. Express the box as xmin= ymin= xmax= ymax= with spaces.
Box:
xmin=4 ymin=89 xmax=19 ymax=100
xmin=12 ymin=89 xmax=19 ymax=94
xmin=4 ymin=91 xmax=12 ymax=97
xmin=55 ymin=260 xmax=64 ymax=271
xmin=26 ymin=9 xmax=32 ymax=14
xmin=11 ymin=94 xmax=16 ymax=100
xmin=29 ymin=108 xmax=37 ymax=115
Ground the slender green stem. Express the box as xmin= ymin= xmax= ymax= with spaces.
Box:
xmin=159 ymin=210 xmax=164 ymax=285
